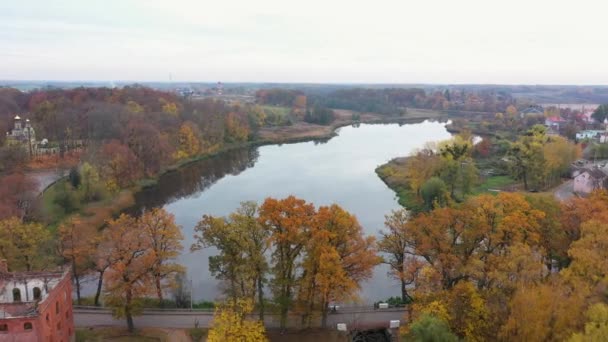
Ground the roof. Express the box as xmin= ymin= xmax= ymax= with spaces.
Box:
xmin=546 ymin=116 xmax=566 ymax=122
xmin=521 ymin=106 xmax=544 ymax=114
xmin=577 ymin=168 xmax=608 ymax=180
xmin=14 ymin=115 xmax=21 ymax=120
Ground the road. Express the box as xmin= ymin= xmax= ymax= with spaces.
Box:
xmin=554 ymin=179 xmax=575 ymax=202
xmin=74 ymin=307 xmax=407 ymax=330
xmin=28 ymin=169 xmax=67 ymax=195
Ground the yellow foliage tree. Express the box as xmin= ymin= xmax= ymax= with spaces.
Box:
xmin=139 ymin=208 xmax=185 ymax=303
xmin=175 ymin=122 xmax=201 ymax=159
xmin=58 ymin=216 xmax=97 ymax=304
xmin=569 ymin=303 xmax=608 ymax=342
xmin=208 ymin=298 xmax=268 ymax=342
xmin=0 ymin=217 xmax=52 ymax=271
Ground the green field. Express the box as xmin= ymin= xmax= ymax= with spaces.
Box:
xmin=472 ymin=175 xmax=517 ymax=194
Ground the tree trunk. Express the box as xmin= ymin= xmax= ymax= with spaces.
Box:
xmin=72 ymin=261 xmax=81 ymax=305
xmin=257 ymin=275 xmax=264 ymax=321
xmin=155 ymin=276 xmax=163 ymax=307
xmin=125 ymin=289 xmax=135 ymax=332
xmin=94 ymin=269 xmax=105 ymax=306
xmin=401 ymin=279 xmax=407 ymax=303
xmin=321 ymin=294 xmax=331 ymax=329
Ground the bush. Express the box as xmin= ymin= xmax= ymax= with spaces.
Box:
xmin=189 ymin=327 xmax=208 ymax=342
xmin=421 ymin=177 xmax=449 ymax=210
xmin=304 ymin=106 xmax=335 ymax=125
xmin=406 ymin=314 xmax=458 ymax=342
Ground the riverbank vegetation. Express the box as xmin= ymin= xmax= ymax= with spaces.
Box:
xmin=377 ymin=125 xmax=580 ymax=213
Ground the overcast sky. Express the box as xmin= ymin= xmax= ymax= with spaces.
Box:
xmin=2 ymin=0 xmax=608 ymax=84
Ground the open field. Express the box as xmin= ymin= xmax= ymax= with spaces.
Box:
xmin=258 ymin=108 xmax=444 ymax=142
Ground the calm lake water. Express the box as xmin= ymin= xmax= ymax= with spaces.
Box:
xmin=132 ymin=121 xmax=452 ymax=303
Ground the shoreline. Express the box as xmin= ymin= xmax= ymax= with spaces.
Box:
xmin=40 ymin=111 xmax=447 ymax=229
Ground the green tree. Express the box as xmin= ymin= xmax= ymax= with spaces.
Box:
xmin=406 ymin=314 xmax=458 ymax=342
xmin=421 ymin=177 xmax=449 ymax=210
xmin=591 ymin=104 xmax=608 ymax=123
xmin=192 ymin=202 xmax=270 ymax=319
xmin=507 ymin=125 xmax=547 ymax=190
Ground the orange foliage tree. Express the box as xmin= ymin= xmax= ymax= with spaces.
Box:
xmin=58 ymin=216 xmax=97 ymax=304
xmin=258 ymin=196 xmax=315 ymax=330
xmin=102 ymin=214 xmax=156 ymax=332
xmin=297 ymin=204 xmax=379 ymax=328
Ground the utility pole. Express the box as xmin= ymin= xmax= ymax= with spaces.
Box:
xmin=190 ymin=278 xmax=193 ymax=310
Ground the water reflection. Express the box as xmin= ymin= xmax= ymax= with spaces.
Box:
xmin=128 ymin=121 xmax=452 ymax=302
xmin=130 ymin=147 xmax=260 ymax=213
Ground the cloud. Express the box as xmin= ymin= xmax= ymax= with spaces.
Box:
xmin=1 ymin=0 xmax=607 ymax=83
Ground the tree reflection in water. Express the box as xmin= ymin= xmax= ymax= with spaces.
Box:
xmin=128 ymin=146 xmax=259 ymax=214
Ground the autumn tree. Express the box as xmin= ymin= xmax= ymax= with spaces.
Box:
xmin=98 ymin=140 xmax=142 ymax=190
xmin=126 ymin=120 xmax=171 ymax=176
xmin=297 ymin=204 xmax=378 ymax=328
xmin=207 ymin=298 xmax=268 ymax=342
xmin=175 ymin=121 xmax=202 ymax=159
xmin=258 ymin=196 xmax=315 ymax=330
xmin=0 ymin=173 xmax=37 ymax=220
xmin=569 ymin=303 xmax=608 ymax=341
xmin=378 ymin=209 xmax=422 ymax=303
xmin=192 ymin=202 xmax=270 ymax=319
xmin=102 ymin=214 xmax=155 ymax=332
xmin=58 ymin=216 xmax=96 ymax=304
xmin=0 ymin=217 xmax=53 ymax=271
xmin=542 ymin=136 xmax=580 ymax=187
xmin=140 ymin=208 xmax=185 ymax=304
xmin=501 ymin=281 xmax=585 ymax=341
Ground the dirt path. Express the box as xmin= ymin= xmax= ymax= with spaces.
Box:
xmin=165 ymin=329 xmax=193 ymax=342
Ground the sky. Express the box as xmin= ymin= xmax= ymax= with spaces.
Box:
xmin=1 ymin=0 xmax=608 ymax=84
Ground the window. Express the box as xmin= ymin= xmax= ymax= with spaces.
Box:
xmin=65 ymin=311 xmax=69 ymax=319
xmin=0 ymin=324 xmax=7 ymax=332
xmin=24 ymin=322 xmax=33 ymax=330
xmin=55 ymin=301 xmax=59 ymax=314
xmin=33 ymin=287 xmax=42 ymax=301
xmin=12 ymin=288 xmax=21 ymax=302
xmin=56 ymin=322 xmax=61 ymax=331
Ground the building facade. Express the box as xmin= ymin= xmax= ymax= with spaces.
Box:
xmin=6 ymin=116 xmax=36 ymax=145
xmin=0 ymin=260 xmax=74 ymax=342
xmin=573 ymin=169 xmax=608 ymax=195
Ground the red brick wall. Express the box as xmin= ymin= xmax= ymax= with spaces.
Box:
xmin=0 ymin=271 xmax=74 ymax=342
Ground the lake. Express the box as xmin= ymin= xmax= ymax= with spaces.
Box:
xmin=132 ymin=120 xmax=452 ymax=303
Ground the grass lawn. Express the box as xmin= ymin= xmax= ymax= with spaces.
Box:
xmin=473 ymin=175 xmax=518 ymax=194
xmin=405 ymin=108 xmax=443 ymax=119
xmin=76 ymin=328 xmax=168 ymax=342
xmin=261 ymin=105 xmax=291 ymax=117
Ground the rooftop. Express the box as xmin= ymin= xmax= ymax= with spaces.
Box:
xmin=0 ymin=260 xmax=68 ymax=319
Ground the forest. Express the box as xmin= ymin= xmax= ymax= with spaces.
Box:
xmin=2 ymin=84 xmax=608 ymax=340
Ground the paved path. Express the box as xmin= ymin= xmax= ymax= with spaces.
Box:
xmin=74 ymin=307 xmax=407 ymax=330
xmin=28 ymin=169 xmax=67 ymax=195
xmin=554 ymin=179 xmax=575 ymax=202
